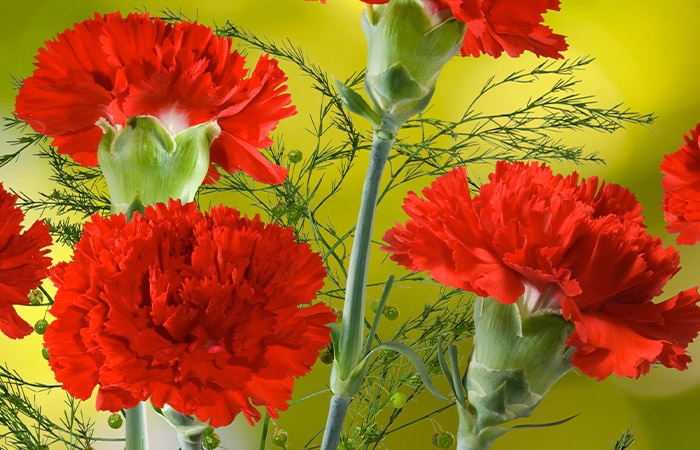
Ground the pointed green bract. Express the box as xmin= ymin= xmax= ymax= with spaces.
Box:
xmin=457 ymin=296 xmax=575 ymax=449
xmin=97 ymin=115 xmax=220 ymax=214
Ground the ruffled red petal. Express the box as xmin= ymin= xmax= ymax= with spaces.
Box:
xmin=0 ymin=183 xmax=52 ymax=339
xmin=563 ymin=288 xmax=700 ymax=379
xmin=15 ymin=12 xmax=294 ymax=184
xmin=44 ymin=200 xmax=333 ymax=426
xmin=447 ymin=0 xmax=567 ymax=58
xmin=661 ymin=123 xmax=700 ymax=245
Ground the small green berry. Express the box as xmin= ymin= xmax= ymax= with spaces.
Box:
xmin=389 ymin=392 xmax=406 ymax=409
xmin=107 ymin=412 xmax=124 ymax=429
xmin=34 ymin=319 xmax=49 ymax=335
xmin=287 ymin=149 xmax=303 ymax=163
xmin=432 ymin=431 xmax=455 ymax=448
xmin=370 ymin=300 xmax=381 ymax=314
xmin=319 ymin=347 xmax=334 ymax=365
xmin=383 ymin=305 xmax=399 ymax=321
xmin=270 ymin=428 xmax=288 ymax=447
xmin=41 ymin=347 xmax=50 ymax=361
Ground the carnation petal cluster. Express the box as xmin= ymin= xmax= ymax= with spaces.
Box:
xmin=44 ymin=200 xmax=334 ymax=426
xmin=15 ymin=12 xmax=295 ymax=184
xmin=382 ymin=161 xmax=700 ymax=380
xmin=661 ymin=123 xmax=700 ymax=245
xmin=0 ymin=183 xmax=52 ymax=339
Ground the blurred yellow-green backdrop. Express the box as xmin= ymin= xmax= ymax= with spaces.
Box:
xmin=2 ymin=1 xmax=700 ymax=449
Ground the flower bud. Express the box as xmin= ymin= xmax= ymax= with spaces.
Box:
xmin=361 ymin=0 xmax=465 ymax=125
xmin=97 ymin=115 xmax=220 ymax=214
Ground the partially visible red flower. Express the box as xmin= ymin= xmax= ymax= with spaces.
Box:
xmin=15 ymin=12 xmax=295 ymax=184
xmin=451 ymin=0 xmax=567 ymax=58
xmin=44 ymin=200 xmax=334 ymax=426
xmin=382 ymin=162 xmax=700 ymax=380
xmin=661 ymin=123 xmax=700 ymax=245
xmin=0 ymin=183 xmax=52 ymax=339
xmin=308 ymin=0 xmax=566 ymax=58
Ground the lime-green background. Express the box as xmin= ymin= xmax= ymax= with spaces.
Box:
xmin=2 ymin=1 xmax=700 ymax=449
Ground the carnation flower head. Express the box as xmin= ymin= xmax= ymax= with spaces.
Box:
xmin=44 ymin=200 xmax=335 ymax=426
xmin=15 ymin=12 xmax=295 ymax=185
xmin=382 ymin=161 xmax=700 ymax=380
xmin=661 ymin=123 xmax=700 ymax=245
xmin=0 ymin=183 xmax=52 ymax=339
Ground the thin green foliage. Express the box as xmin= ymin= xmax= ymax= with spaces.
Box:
xmin=0 ymin=365 xmax=119 ymax=450
xmin=609 ymin=424 xmax=636 ymax=450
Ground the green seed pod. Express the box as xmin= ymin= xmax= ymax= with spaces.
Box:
xmin=389 ymin=391 xmax=406 ymax=409
xmin=383 ymin=305 xmax=399 ymax=321
xmin=107 ymin=413 xmax=124 ymax=429
xmin=287 ymin=149 xmax=303 ymax=163
xmin=319 ymin=347 xmax=334 ymax=365
xmin=432 ymin=431 xmax=455 ymax=448
xmin=270 ymin=428 xmax=288 ymax=447
xmin=34 ymin=319 xmax=49 ymax=335
xmin=41 ymin=347 xmax=50 ymax=361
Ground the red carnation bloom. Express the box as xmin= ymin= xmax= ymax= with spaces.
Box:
xmin=0 ymin=183 xmax=52 ymax=339
xmin=661 ymin=123 xmax=700 ymax=245
xmin=452 ymin=0 xmax=567 ymax=58
xmin=44 ymin=200 xmax=334 ymax=426
xmin=15 ymin=12 xmax=295 ymax=184
xmin=309 ymin=0 xmax=566 ymax=58
xmin=382 ymin=162 xmax=700 ymax=380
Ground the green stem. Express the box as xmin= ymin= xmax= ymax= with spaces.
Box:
xmin=125 ymin=403 xmax=149 ymax=450
xmin=336 ymin=126 xmax=397 ymax=380
xmin=321 ymin=122 xmax=398 ymax=450
xmin=320 ymin=395 xmax=352 ymax=450
xmin=174 ymin=431 xmax=204 ymax=450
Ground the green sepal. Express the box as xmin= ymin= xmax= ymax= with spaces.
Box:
xmin=97 ymin=115 xmax=220 ymax=214
xmin=364 ymin=61 xmax=435 ymax=125
xmin=161 ymin=405 xmax=209 ymax=450
xmin=466 ymin=297 xmax=574 ymax=432
xmin=360 ymin=0 xmax=466 ymax=125
xmin=125 ymin=193 xmax=146 ymax=221
xmin=334 ymin=77 xmax=382 ymax=128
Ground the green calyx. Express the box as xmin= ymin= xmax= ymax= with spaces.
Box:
xmin=361 ymin=0 xmax=465 ymax=125
xmin=466 ymin=297 xmax=574 ymax=431
xmin=161 ymin=405 xmax=209 ymax=450
xmin=97 ymin=115 xmax=220 ymax=214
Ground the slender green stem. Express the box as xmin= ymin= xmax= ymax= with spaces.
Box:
xmin=320 ymin=395 xmax=352 ymax=450
xmin=260 ymin=414 xmax=271 ymax=450
xmin=125 ymin=403 xmax=149 ymax=450
xmin=336 ymin=128 xmax=396 ymax=379
xmin=321 ymin=123 xmax=398 ymax=450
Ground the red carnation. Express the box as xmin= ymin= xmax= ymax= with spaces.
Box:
xmin=44 ymin=200 xmax=334 ymax=426
xmin=0 ymin=183 xmax=52 ymax=339
xmin=382 ymin=162 xmax=700 ymax=380
xmin=452 ymin=0 xmax=567 ymax=58
xmin=661 ymin=123 xmax=700 ymax=245
xmin=15 ymin=12 xmax=295 ymax=184
xmin=310 ymin=0 xmax=567 ymax=58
